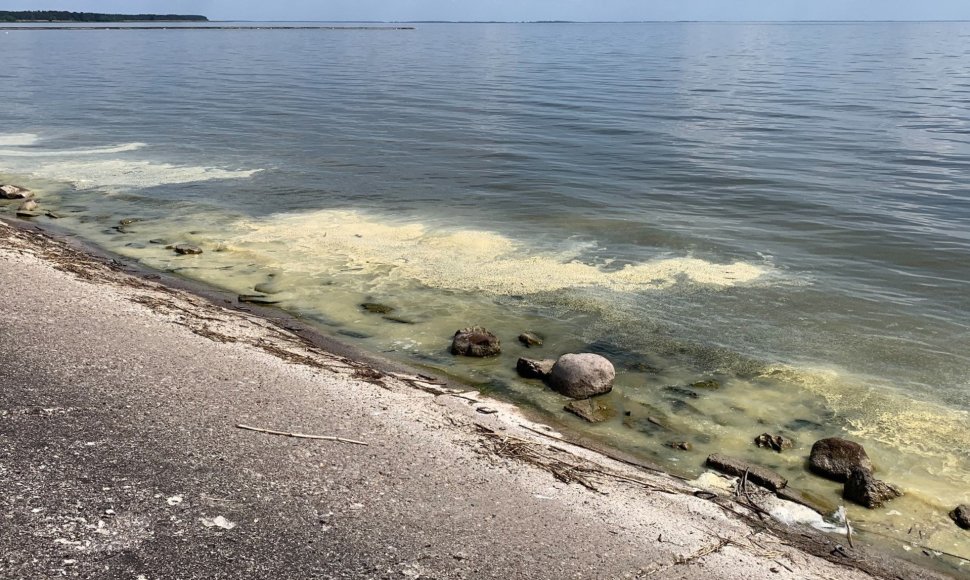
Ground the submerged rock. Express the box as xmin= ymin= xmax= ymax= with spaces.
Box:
xmin=754 ymin=433 xmax=794 ymax=453
xmin=809 ymin=437 xmax=873 ymax=482
xmin=451 ymin=327 xmax=501 ymax=357
xmin=174 ymin=244 xmax=203 ymax=255
xmin=0 ymin=184 xmax=32 ymax=199
xmin=119 ymin=217 xmax=142 ymax=226
xmin=706 ymin=453 xmax=788 ymax=491
xmin=360 ymin=303 xmax=394 ymax=315
xmin=238 ymin=294 xmax=280 ymax=305
xmin=518 ymin=332 xmax=543 ymax=348
xmin=254 ymin=281 xmax=284 ymax=295
xmin=950 ymin=505 xmax=970 ymax=530
xmin=516 ymin=357 xmax=555 ymax=380
xmin=843 ymin=467 xmax=902 ymax=509
xmin=666 ymin=441 xmax=693 ymax=451
xmin=15 ymin=210 xmax=40 ymax=218
xmin=19 ymin=200 xmax=38 ymax=212
xmin=382 ymin=315 xmax=415 ymax=325
xmin=690 ymin=379 xmax=721 ymax=390
xmin=663 ymin=386 xmax=701 ymax=399
xmin=564 ymin=399 xmax=614 ymax=423
xmin=44 ymin=210 xmax=62 ymax=219
xmin=549 ymin=353 xmax=615 ymax=399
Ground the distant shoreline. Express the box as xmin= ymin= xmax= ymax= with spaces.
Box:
xmin=0 ymin=25 xmax=416 ymax=31
xmin=0 ymin=10 xmax=207 ymax=23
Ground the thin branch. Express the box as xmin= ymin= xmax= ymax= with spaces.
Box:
xmin=235 ymin=423 xmax=367 ymax=445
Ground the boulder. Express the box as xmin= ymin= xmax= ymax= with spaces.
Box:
xmin=754 ymin=433 xmax=794 ymax=453
xmin=19 ymin=200 xmax=38 ymax=212
xmin=950 ymin=505 xmax=970 ymax=530
xmin=843 ymin=467 xmax=902 ymax=509
xmin=564 ymin=399 xmax=614 ymax=423
xmin=518 ymin=332 xmax=543 ymax=347
xmin=451 ymin=327 xmax=501 ymax=357
xmin=809 ymin=438 xmax=873 ymax=482
xmin=174 ymin=244 xmax=203 ymax=255
xmin=516 ymin=357 xmax=555 ymax=380
xmin=706 ymin=453 xmax=787 ymax=491
xmin=549 ymin=353 xmax=615 ymax=399
xmin=0 ymin=184 xmax=32 ymax=199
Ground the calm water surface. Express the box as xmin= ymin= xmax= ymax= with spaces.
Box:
xmin=1 ymin=22 xmax=968 ymax=566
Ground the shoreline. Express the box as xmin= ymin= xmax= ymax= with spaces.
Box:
xmin=0 ymin=216 xmax=956 ymax=579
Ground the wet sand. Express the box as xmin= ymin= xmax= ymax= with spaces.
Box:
xmin=0 ymin=219 xmax=952 ymax=579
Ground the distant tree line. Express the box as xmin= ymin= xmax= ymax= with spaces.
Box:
xmin=0 ymin=11 xmax=208 ymax=22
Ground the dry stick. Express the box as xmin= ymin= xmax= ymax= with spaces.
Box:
xmin=235 ymin=424 xmax=367 ymax=446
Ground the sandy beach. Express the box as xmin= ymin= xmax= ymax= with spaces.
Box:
xmin=0 ymin=218 xmax=952 ymax=579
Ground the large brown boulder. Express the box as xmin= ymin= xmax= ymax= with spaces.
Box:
xmin=843 ymin=467 xmax=902 ymax=508
xmin=809 ymin=437 xmax=873 ymax=482
xmin=548 ymin=353 xmax=615 ymax=399
xmin=451 ymin=327 xmax=501 ymax=357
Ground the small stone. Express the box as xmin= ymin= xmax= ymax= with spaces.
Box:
xmin=564 ymin=399 xmax=614 ymax=423
xmin=361 ymin=303 xmax=394 ymax=314
xmin=516 ymin=357 xmax=555 ymax=380
xmin=451 ymin=327 xmax=501 ymax=357
xmin=549 ymin=353 xmax=615 ymax=399
xmin=666 ymin=441 xmax=692 ymax=451
xmin=949 ymin=505 xmax=970 ymax=530
xmin=843 ymin=467 xmax=902 ymax=509
xmin=0 ymin=184 xmax=32 ymax=199
xmin=119 ymin=218 xmax=142 ymax=226
xmin=705 ymin=453 xmax=788 ymax=491
xmin=149 ymin=238 xmax=167 ymax=245
xmin=238 ymin=294 xmax=280 ymax=305
xmin=754 ymin=433 xmax=794 ymax=453
xmin=476 ymin=406 xmax=498 ymax=415
xmin=689 ymin=379 xmax=721 ymax=390
xmin=174 ymin=244 xmax=203 ymax=255
xmin=19 ymin=200 xmax=38 ymax=212
xmin=44 ymin=211 xmax=62 ymax=219
xmin=809 ymin=438 xmax=873 ymax=482
xmin=254 ymin=281 xmax=283 ymax=295
xmin=518 ymin=332 xmax=543 ymax=347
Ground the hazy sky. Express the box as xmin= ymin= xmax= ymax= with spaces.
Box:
xmin=3 ymin=0 xmax=970 ymax=22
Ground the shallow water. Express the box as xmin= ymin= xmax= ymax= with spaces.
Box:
xmin=1 ymin=22 xmax=969 ymax=567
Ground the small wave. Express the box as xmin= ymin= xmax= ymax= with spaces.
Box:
xmin=229 ymin=209 xmax=768 ymax=295
xmin=0 ymin=133 xmax=40 ymax=147
xmin=20 ymin=159 xmax=261 ymax=190
xmin=0 ymin=142 xmax=146 ymax=157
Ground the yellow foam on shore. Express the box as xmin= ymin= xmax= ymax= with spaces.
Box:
xmin=229 ymin=209 xmax=767 ymax=295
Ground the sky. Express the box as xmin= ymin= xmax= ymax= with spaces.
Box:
xmin=2 ymin=1 xmax=970 ymax=22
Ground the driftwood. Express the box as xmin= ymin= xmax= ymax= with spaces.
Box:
xmin=235 ymin=423 xmax=367 ymax=445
